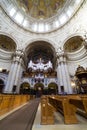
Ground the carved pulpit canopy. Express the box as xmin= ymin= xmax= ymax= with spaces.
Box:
xmin=75 ymin=65 xmax=87 ymax=93
xmin=76 ymin=65 xmax=86 ymax=75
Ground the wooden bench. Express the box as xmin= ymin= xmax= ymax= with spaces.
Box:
xmin=68 ymin=95 xmax=87 ymax=118
xmin=41 ymin=96 xmax=54 ymax=125
xmin=41 ymin=95 xmax=87 ymax=124
xmin=48 ymin=95 xmax=78 ymax=124
xmin=0 ymin=94 xmax=30 ymax=116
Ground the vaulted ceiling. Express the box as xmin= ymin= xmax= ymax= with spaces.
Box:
xmin=64 ymin=36 xmax=84 ymax=53
xmin=17 ymin=0 xmax=66 ymax=19
xmin=1 ymin=0 xmax=84 ymax=33
xmin=26 ymin=41 xmax=56 ymax=67
xmin=0 ymin=35 xmax=16 ymax=52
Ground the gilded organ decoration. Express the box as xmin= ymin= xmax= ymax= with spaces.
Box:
xmin=28 ymin=59 xmax=52 ymax=73
xmin=17 ymin=0 xmax=66 ymax=19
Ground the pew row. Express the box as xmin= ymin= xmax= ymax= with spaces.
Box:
xmin=68 ymin=95 xmax=87 ymax=118
xmin=48 ymin=95 xmax=78 ymax=124
xmin=41 ymin=95 xmax=87 ymax=125
xmin=0 ymin=94 xmax=34 ymax=116
xmin=41 ymin=96 xmax=54 ymax=125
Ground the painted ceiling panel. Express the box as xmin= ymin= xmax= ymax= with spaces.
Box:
xmin=1 ymin=0 xmax=84 ymax=33
xmin=64 ymin=36 xmax=84 ymax=52
xmin=17 ymin=0 xmax=65 ymax=19
xmin=0 ymin=35 xmax=16 ymax=52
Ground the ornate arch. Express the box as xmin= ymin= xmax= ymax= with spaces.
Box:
xmin=48 ymin=82 xmax=58 ymax=94
xmin=63 ymin=34 xmax=84 ymax=52
xmin=0 ymin=32 xmax=18 ymax=48
xmin=20 ymin=82 xmax=30 ymax=94
xmin=24 ymin=38 xmax=56 ymax=53
xmin=0 ymin=33 xmax=17 ymax=52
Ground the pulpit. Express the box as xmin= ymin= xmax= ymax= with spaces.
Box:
xmin=75 ymin=65 xmax=87 ymax=93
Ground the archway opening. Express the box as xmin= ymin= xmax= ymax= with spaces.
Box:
xmin=23 ymin=40 xmax=58 ymax=96
xmin=20 ymin=82 xmax=30 ymax=94
xmin=48 ymin=82 xmax=58 ymax=95
xmin=0 ymin=79 xmax=4 ymax=93
xmin=34 ymin=83 xmax=44 ymax=97
xmin=26 ymin=41 xmax=56 ymax=68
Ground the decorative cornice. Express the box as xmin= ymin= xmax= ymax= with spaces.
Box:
xmin=56 ymin=48 xmax=66 ymax=58
xmin=66 ymin=45 xmax=87 ymax=61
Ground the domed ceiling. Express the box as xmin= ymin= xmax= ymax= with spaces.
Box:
xmin=17 ymin=0 xmax=65 ymax=20
xmin=64 ymin=36 xmax=84 ymax=53
xmin=0 ymin=0 xmax=84 ymax=33
xmin=0 ymin=35 xmax=16 ymax=52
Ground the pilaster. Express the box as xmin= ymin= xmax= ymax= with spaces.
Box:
xmin=56 ymin=48 xmax=72 ymax=94
xmin=4 ymin=50 xmax=25 ymax=93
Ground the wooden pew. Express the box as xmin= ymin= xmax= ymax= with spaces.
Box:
xmin=48 ymin=95 xmax=78 ymax=124
xmin=41 ymin=96 xmax=54 ymax=125
xmin=41 ymin=95 xmax=87 ymax=124
xmin=0 ymin=94 xmax=30 ymax=116
xmin=69 ymin=94 xmax=87 ymax=118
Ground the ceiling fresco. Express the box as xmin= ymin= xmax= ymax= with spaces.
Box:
xmin=0 ymin=35 xmax=16 ymax=52
xmin=64 ymin=36 xmax=84 ymax=53
xmin=17 ymin=0 xmax=65 ymax=19
xmin=1 ymin=0 xmax=84 ymax=33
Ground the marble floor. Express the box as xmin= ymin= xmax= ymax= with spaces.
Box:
xmin=32 ymin=104 xmax=87 ymax=130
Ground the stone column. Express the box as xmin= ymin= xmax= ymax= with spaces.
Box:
xmin=56 ymin=48 xmax=72 ymax=94
xmin=60 ymin=54 xmax=68 ymax=93
xmin=57 ymin=59 xmax=63 ymax=93
xmin=64 ymin=58 xmax=72 ymax=93
xmin=4 ymin=61 xmax=15 ymax=93
xmin=14 ymin=57 xmax=24 ymax=93
xmin=4 ymin=50 xmax=25 ymax=93
xmin=9 ymin=60 xmax=18 ymax=92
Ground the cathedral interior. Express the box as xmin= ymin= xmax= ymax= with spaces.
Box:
xmin=0 ymin=0 xmax=87 ymax=130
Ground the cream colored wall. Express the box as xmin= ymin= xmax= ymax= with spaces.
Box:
xmin=67 ymin=57 xmax=87 ymax=76
xmin=66 ymin=45 xmax=87 ymax=76
xmin=0 ymin=0 xmax=87 ymax=74
xmin=0 ymin=49 xmax=12 ymax=71
xmin=0 ymin=60 xmax=11 ymax=71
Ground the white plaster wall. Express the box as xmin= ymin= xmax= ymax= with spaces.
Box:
xmin=67 ymin=56 xmax=87 ymax=76
xmin=0 ymin=59 xmax=11 ymax=71
xmin=66 ymin=45 xmax=87 ymax=75
xmin=0 ymin=49 xmax=12 ymax=71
